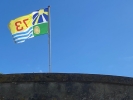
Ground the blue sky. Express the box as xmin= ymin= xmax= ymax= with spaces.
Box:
xmin=1 ymin=0 xmax=133 ymax=77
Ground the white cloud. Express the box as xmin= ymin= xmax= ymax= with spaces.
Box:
xmin=39 ymin=70 xmax=43 ymax=73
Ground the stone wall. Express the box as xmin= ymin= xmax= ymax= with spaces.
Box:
xmin=0 ymin=73 xmax=133 ymax=100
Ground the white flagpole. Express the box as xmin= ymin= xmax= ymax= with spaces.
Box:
xmin=48 ymin=6 xmax=51 ymax=73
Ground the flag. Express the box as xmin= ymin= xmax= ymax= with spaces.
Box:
xmin=8 ymin=8 xmax=49 ymax=43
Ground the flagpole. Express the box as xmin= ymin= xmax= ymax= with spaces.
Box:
xmin=48 ymin=6 xmax=51 ymax=73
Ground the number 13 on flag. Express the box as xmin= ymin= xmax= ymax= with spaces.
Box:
xmin=8 ymin=13 xmax=32 ymax=34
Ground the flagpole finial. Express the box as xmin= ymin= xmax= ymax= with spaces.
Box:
xmin=48 ymin=5 xmax=50 ymax=7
